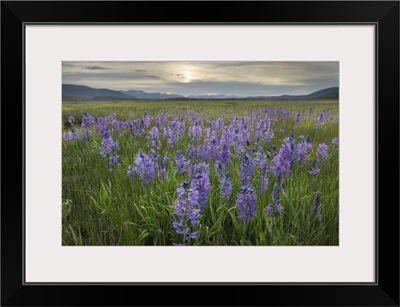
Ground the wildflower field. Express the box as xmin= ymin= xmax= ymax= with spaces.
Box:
xmin=62 ymin=99 xmax=339 ymax=246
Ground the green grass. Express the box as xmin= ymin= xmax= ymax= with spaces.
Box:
xmin=62 ymin=99 xmax=339 ymax=246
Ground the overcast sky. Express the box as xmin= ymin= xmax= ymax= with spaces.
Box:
xmin=62 ymin=61 xmax=339 ymax=97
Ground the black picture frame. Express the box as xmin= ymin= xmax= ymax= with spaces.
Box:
xmin=1 ymin=1 xmax=399 ymax=306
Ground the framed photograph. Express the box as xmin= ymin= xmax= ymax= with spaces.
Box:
xmin=2 ymin=1 xmax=399 ymax=306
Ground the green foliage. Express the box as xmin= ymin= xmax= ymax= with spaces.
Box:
xmin=62 ymin=99 xmax=339 ymax=246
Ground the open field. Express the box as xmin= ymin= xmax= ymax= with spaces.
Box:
xmin=62 ymin=99 xmax=339 ymax=246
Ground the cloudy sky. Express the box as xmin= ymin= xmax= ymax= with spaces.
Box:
xmin=62 ymin=61 xmax=339 ymax=97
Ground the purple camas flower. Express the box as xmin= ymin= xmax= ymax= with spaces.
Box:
xmin=143 ymin=113 xmax=153 ymax=127
xmin=209 ymin=138 xmax=220 ymax=160
xmin=219 ymin=144 xmax=231 ymax=167
xmin=314 ymin=193 xmax=320 ymax=209
xmin=137 ymin=121 xmax=145 ymax=136
xmin=316 ymin=143 xmax=329 ymax=161
xmin=128 ymin=118 xmax=143 ymax=136
xmin=99 ymin=137 xmax=120 ymax=172
xmin=81 ymin=113 xmax=96 ymax=128
xmin=95 ymin=117 xmax=110 ymax=139
xmin=148 ymin=126 xmax=160 ymax=148
xmin=200 ymin=139 xmax=213 ymax=159
xmin=177 ymin=117 xmax=186 ymax=135
xmin=214 ymin=117 xmax=224 ymax=130
xmin=173 ymin=171 xmax=210 ymax=245
xmin=221 ymin=126 xmax=234 ymax=145
xmin=308 ymin=158 xmax=320 ymax=175
xmin=265 ymin=204 xmax=273 ymax=216
xmin=100 ymin=128 xmax=110 ymax=139
xmin=173 ymin=180 xmax=200 ymax=245
xmin=189 ymin=122 xmax=202 ymax=141
xmin=259 ymin=175 xmax=269 ymax=191
xmin=332 ymin=137 xmax=339 ymax=147
xmin=190 ymin=171 xmax=211 ymax=211
xmin=265 ymin=183 xmax=281 ymax=215
xmin=105 ymin=113 xmax=117 ymax=126
xmin=276 ymin=173 xmax=285 ymax=188
xmin=109 ymin=154 xmax=120 ymax=168
xmin=254 ymin=150 xmax=267 ymax=171
xmin=220 ymin=174 xmax=233 ymax=200
xmin=234 ymin=142 xmax=246 ymax=157
xmin=272 ymin=183 xmax=279 ymax=201
xmin=310 ymin=193 xmax=322 ymax=212
xmin=63 ymin=130 xmax=77 ymax=142
xmin=68 ymin=128 xmax=91 ymax=141
xmin=169 ymin=117 xmax=185 ymax=142
xmin=63 ymin=128 xmax=92 ymax=142
xmin=239 ymin=154 xmax=253 ymax=185
xmin=275 ymin=199 xmax=282 ymax=214
xmin=84 ymin=129 xmax=92 ymax=140
xmin=255 ymin=116 xmax=272 ymax=141
xmin=113 ymin=120 xmax=126 ymax=133
xmin=127 ymin=165 xmax=136 ymax=178
xmin=294 ymin=113 xmax=301 ymax=126
xmin=63 ymin=131 xmax=71 ymax=142
xmin=68 ymin=115 xmax=75 ymax=125
xmin=256 ymin=119 xmax=266 ymax=139
xmin=175 ymin=150 xmax=187 ymax=174
xmin=205 ymin=127 xmax=217 ymax=140
xmin=310 ymin=193 xmax=323 ymax=222
xmin=155 ymin=114 xmax=165 ymax=128
xmin=128 ymin=150 xmax=155 ymax=183
xmin=148 ymin=149 xmax=156 ymax=160
xmin=271 ymin=138 xmax=293 ymax=179
xmin=164 ymin=125 xmax=176 ymax=148
xmin=295 ymin=136 xmax=313 ymax=163
xmin=186 ymin=143 xmax=197 ymax=159
xmin=264 ymin=128 xmax=274 ymax=142
xmin=196 ymin=143 xmax=207 ymax=160
xmin=96 ymin=116 xmax=106 ymax=127
xmin=99 ymin=137 xmax=119 ymax=157
xmin=236 ymin=184 xmax=257 ymax=222
xmin=315 ymin=112 xmax=324 ymax=129
xmin=189 ymin=162 xmax=209 ymax=178
xmin=155 ymin=154 xmax=168 ymax=180
xmin=163 ymin=156 xmax=170 ymax=165
xmin=187 ymin=188 xmax=201 ymax=225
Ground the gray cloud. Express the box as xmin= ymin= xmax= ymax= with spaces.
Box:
xmin=63 ymin=72 xmax=161 ymax=82
xmin=173 ymin=74 xmax=187 ymax=80
xmin=62 ymin=61 xmax=339 ymax=96
xmin=81 ymin=66 xmax=110 ymax=70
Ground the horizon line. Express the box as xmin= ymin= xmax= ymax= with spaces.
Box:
xmin=62 ymin=83 xmax=339 ymax=98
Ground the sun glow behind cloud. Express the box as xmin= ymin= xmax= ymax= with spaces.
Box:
xmin=180 ymin=71 xmax=193 ymax=83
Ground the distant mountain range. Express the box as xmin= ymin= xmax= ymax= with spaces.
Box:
xmin=187 ymin=94 xmax=244 ymax=99
xmin=62 ymin=84 xmax=339 ymax=100
xmin=121 ymin=89 xmax=184 ymax=99
xmin=62 ymin=84 xmax=132 ymax=99
xmin=246 ymin=87 xmax=339 ymax=100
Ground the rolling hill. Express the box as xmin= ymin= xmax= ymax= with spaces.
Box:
xmin=62 ymin=84 xmax=133 ymax=99
xmin=62 ymin=84 xmax=339 ymax=100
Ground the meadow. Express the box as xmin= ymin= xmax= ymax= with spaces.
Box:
xmin=62 ymin=99 xmax=339 ymax=246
